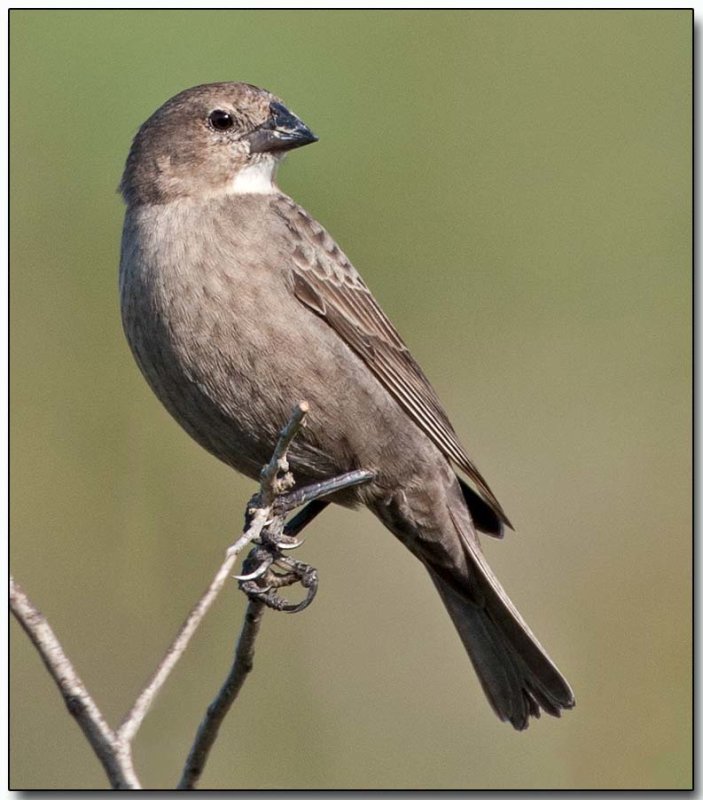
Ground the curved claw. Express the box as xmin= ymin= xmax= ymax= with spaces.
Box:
xmin=234 ymin=559 xmax=271 ymax=582
xmin=276 ymin=537 xmax=305 ymax=550
xmin=282 ymin=577 xmax=318 ymax=614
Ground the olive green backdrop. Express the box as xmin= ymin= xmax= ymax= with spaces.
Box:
xmin=10 ymin=9 xmax=691 ymax=790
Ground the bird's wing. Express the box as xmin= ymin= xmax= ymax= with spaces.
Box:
xmin=272 ymin=195 xmax=511 ymax=529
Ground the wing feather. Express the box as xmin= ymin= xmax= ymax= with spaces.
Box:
xmin=273 ymin=195 xmax=511 ymax=528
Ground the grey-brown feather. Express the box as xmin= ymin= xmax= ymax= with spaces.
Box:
xmin=272 ymin=195 xmax=511 ymax=529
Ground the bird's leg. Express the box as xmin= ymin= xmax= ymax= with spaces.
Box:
xmin=237 ymin=468 xmax=374 ymax=612
xmin=273 ymin=468 xmax=374 ymax=515
xmin=283 ymin=499 xmax=329 ymax=538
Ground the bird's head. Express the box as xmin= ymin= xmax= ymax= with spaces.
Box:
xmin=119 ymin=82 xmax=317 ymax=206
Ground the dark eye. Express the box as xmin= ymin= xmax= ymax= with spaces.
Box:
xmin=208 ymin=109 xmax=234 ymax=131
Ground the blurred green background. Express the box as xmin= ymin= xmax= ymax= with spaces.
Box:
xmin=10 ymin=9 xmax=691 ymax=790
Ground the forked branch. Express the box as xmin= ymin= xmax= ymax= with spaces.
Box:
xmin=11 ymin=402 xmax=373 ymax=789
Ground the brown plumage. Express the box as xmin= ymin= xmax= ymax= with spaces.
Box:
xmin=119 ymin=82 xmax=574 ymax=729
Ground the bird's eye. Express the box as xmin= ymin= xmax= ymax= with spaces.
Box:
xmin=208 ymin=110 xmax=234 ymax=131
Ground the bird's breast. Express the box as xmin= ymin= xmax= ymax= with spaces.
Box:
xmin=119 ymin=198 xmax=294 ymax=476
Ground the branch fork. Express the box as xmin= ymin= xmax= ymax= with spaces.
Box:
xmin=11 ymin=402 xmax=374 ymax=789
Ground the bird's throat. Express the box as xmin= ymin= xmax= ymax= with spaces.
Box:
xmin=227 ymin=156 xmax=279 ymax=195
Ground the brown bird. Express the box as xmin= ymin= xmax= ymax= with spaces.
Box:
xmin=119 ymin=82 xmax=574 ymax=730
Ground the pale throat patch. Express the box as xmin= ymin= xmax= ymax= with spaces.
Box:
xmin=227 ymin=157 xmax=279 ymax=195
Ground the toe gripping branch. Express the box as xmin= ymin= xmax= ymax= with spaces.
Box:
xmin=236 ymin=469 xmax=374 ymax=613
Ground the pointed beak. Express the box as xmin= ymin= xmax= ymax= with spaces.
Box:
xmin=246 ymin=102 xmax=318 ymax=154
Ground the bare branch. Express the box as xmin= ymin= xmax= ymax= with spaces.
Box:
xmin=12 ymin=402 xmax=372 ymax=789
xmin=175 ymin=406 xmax=374 ymax=788
xmin=258 ymin=400 xmax=309 ymax=505
xmin=117 ymin=402 xmax=311 ymax=744
xmin=177 ymin=600 xmax=265 ymax=790
xmin=10 ymin=576 xmax=141 ymax=789
xmin=174 ymin=402 xmax=312 ymax=788
xmin=117 ymin=546 xmax=242 ymax=744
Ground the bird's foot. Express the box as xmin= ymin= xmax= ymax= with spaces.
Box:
xmin=236 ymin=524 xmax=318 ymax=613
xmin=236 ymin=469 xmax=374 ymax=613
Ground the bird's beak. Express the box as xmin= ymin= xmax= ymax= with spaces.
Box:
xmin=246 ymin=102 xmax=318 ymax=154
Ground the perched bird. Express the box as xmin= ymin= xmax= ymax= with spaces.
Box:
xmin=119 ymin=82 xmax=574 ymax=730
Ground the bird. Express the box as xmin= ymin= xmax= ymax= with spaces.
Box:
xmin=118 ymin=81 xmax=574 ymax=730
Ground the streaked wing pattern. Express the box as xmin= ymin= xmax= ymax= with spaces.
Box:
xmin=272 ymin=195 xmax=511 ymax=528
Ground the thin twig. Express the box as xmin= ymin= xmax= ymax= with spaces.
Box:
xmin=117 ymin=542 xmax=246 ymax=743
xmin=10 ymin=577 xmax=141 ymax=789
xmin=258 ymin=400 xmax=309 ymax=505
xmin=175 ymin=402 xmax=313 ymax=788
xmin=177 ymin=600 xmax=265 ymax=790
xmin=118 ymin=402 xmax=310 ymax=744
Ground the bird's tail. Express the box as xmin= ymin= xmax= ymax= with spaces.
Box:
xmin=426 ymin=501 xmax=575 ymax=729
